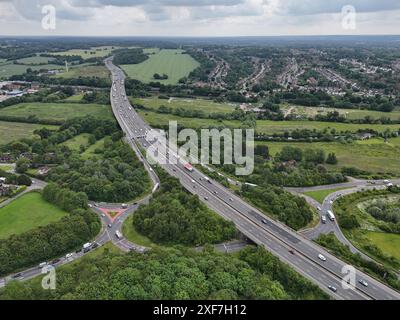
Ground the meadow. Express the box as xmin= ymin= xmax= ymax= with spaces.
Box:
xmin=121 ymin=49 xmax=200 ymax=85
xmin=133 ymin=96 xmax=236 ymax=114
xmin=0 ymin=63 xmax=63 ymax=79
xmin=48 ymin=46 xmax=116 ymax=59
xmin=0 ymin=121 xmax=58 ymax=145
xmin=54 ymin=64 xmax=110 ymax=79
xmin=139 ymin=109 xmax=400 ymax=135
xmin=304 ymin=187 xmax=352 ymax=203
xmin=0 ymin=192 xmax=68 ymax=239
xmin=16 ymin=55 xmax=56 ymax=65
xmin=0 ymin=102 xmax=114 ymax=122
xmin=283 ymin=105 xmax=400 ymax=121
xmin=365 ymin=231 xmax=400 ymax=261
xmin=61 ymin=133 xmax=91 ymax=151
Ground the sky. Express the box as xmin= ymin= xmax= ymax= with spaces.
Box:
xmin=0 ymin=0 xmax=399 ymax=36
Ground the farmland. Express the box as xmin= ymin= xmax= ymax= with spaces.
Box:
xmin=121 ymin=49 xmax=200 ymax=85
xmin=0 ymin=102 xmax=114 ymax=122
xmin=0 ymin=121 xmax=58 ymax=145
xmin=0 ymin=192 xmax=68 ymax=240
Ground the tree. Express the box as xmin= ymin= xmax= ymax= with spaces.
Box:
xmin=278 ymin=146 xmax=303 ymax=162
xmin=15 ymin=158 xmax=30 ymax=174
xmin=17 ymin=174 xmax=32 ymax=186
xmin=326 ymin=153 xmax=338 ymax=165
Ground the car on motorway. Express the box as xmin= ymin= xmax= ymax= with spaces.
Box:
xmin=359 ymin=279 xmax=369 ymax=287
xmin=229 ymin=198 xmax=233 ymax=202
xmin=12 ymin=273 xmax=23 ymax=279
xmin=321 ymin=216 xmax=327 ymax=224
xmin=101 ymin=213 xmax=106 ymax=218
xmin=108 ymin=224 xmax=112 ymax=228
xmin=318 ymin=254 xmax=327 ymax=262
xmin=52 ymin=258 xmax=61 ymax=264
xmin=317 ymin=206 xmax=322 ymax=211
xmin=329 ymin=200 xmax=334 ymax=205
xmin=92 ymin=243 xmax=99 ymax=249
xmin=204 ymin=196 xmax=209 ymax=201
xmin=65 ymin=253 xmax=74 ymax=259
xmin=88 ymin=204 xmax=93 ymax=208
xmin=328 ymin=285 xmax=337 ymax=293
xmin=261 ymin=219 xmax=268 ymax=225
xmin=38 ymin=262 xmax=48 ymax=268
xmin=289 ymin=249 xmax=295 ymax=255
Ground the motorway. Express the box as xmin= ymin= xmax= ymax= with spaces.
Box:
xmin=105 ymin=57 xmax=400 ymax=300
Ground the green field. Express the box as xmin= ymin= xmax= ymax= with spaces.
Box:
xmin=63 ymin=94 xmax=84 ymax=102
xmin=122 ymin=215 xmax=157 ymax=248
xmin=133 ymin=97 xmax=236 ymax=114
xmin=260 ymin=138 xmax=400 ymax=175
xmin=61 ymin=133 xmax=91 ymax=151
xmin=0 ymin=103 xmax=113 ymax=122
xmin=255 ymin=120 xmax=400 ymax=135
xmin=0 ymin=63 xmax=63 ymax=79
xmin=0 ymin=121 xmax=58 ymax=145
xmin=139 ymin=110 xmax=238 ymax=129
xmin=49 ymin=46 xmax=116 ymax=59
xmin=121 ymin=49 xmax=200 ymax=85
xmin=304 ymin=187 xmax=351 ymax=203
xmin=81 ymin=137 xmax=106 ymax=159
xmin=0 ymin=192 xmax=68 ymax=239
xmin=16 ymin=55 xmax=56 ymax=65
xmin=55 ymin=65 xmax=110 ymax=79
xmin=139 ymin=109 xmax=400 ymax=135
xmin=0 ymin=164 xmax=13 ymax=172
xmin=283 ymin=105 xmax=400 ymax=121
xmin=365 ymin=231 xmax=400 ymax=261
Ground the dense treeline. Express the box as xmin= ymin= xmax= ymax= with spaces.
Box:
xmin=0 ymin=246 xmax=328 ymax=300
xmin=335 ymin=188 xmax=400 ymax=236
xmin=132 ymin=170 xmax=236 ymax=246
xmin=1 ymin=116 xmax=150 ymax=203
xmin=366 ymin=198 xmax=400 ymax=224
xmin=47 ymin=137 xmax=150 ymax=203
xmin=239 ymin=184 xmax=314 ymax=230
xmin=275 ymin=90 xmax=398 ymax=112
xmin=113 ymin=49 xmax=148 ymax=65
xmin=316 ymin=233 xmax=400 ymax=291
xmin=0 ymin=190 xmax=100 ymax=277
xmin=9 ymin=73 xmax=111 ymax=88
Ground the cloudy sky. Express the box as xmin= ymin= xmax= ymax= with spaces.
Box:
xmin=0 ymin=0 xmax=399 ymax=36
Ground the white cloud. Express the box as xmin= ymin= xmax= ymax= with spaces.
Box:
xmin=0 ymin=0 xmax=398 ymax=36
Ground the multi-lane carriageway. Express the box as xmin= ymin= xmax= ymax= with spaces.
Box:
xmin=105 ymin=57 xmax=400 ymax=301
